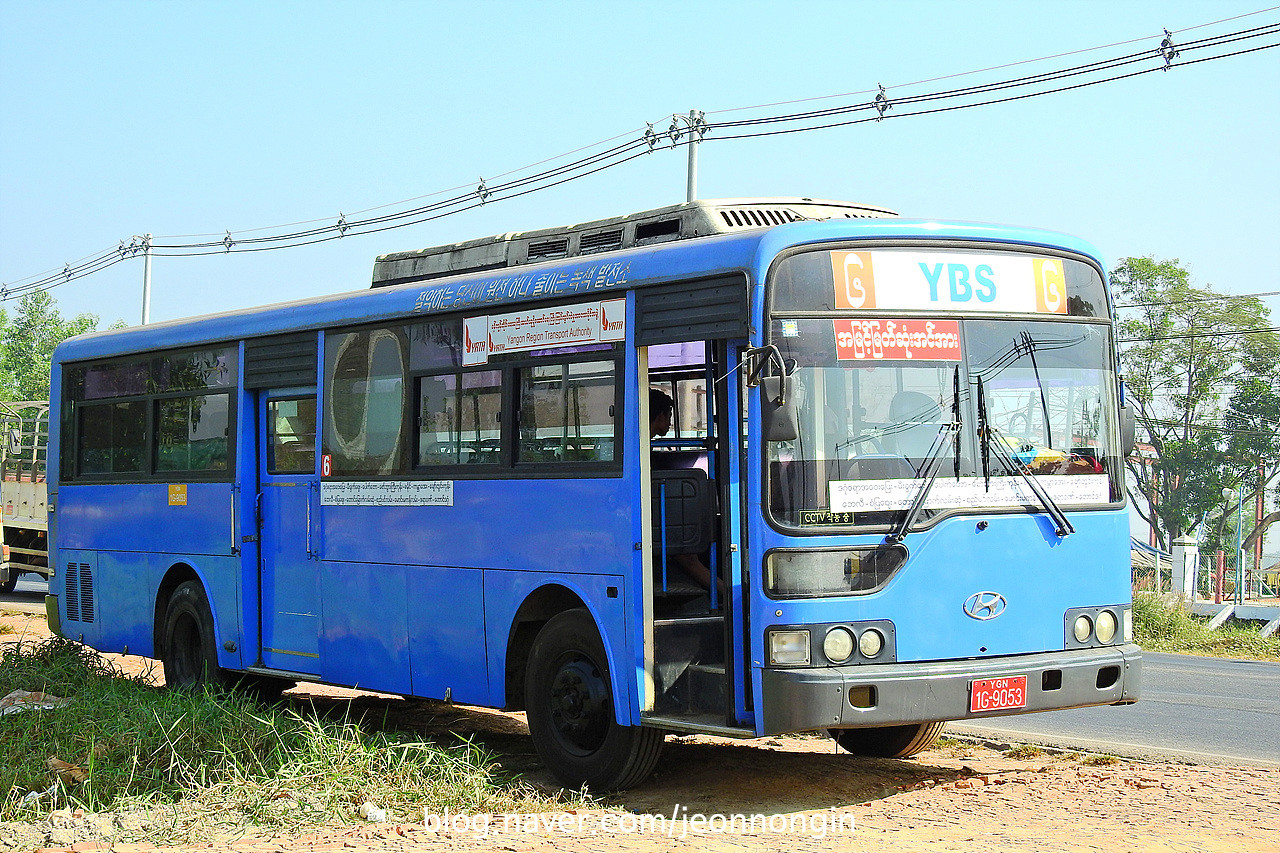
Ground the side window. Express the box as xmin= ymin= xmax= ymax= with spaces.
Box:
xmin=325 ymin=328 xmax=408 ymax=475
xmin=268 ymin=398 xmax=316 ymax=474
xmin=78 ymin=401 xmax=146 ymax=475
xmin=63 ymin=346 xmax=235 ymax=481
xmin=156 ymin=394 xmax=230 ymax=472
xmin=416 ymin=369 xmax=502 ymax=466
xmin=518 ymin=359 xmax=616 ymax=464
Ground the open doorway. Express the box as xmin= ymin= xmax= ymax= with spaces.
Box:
xmin=643 ymin=340 xmax=736 ymax=727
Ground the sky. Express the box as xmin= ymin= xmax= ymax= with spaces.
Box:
xmin=2 ymin=0 xmax=1277 ymax=328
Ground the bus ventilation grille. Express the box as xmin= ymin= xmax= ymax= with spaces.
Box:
xmin=527 ymin=238 xmax=569 ymax=261
xmin=64 ymin=562 xmax=94 ymax=623
xmin=719 ymin=208 xmax=802 ymax=228
xmin=580 ymin=229 xmax=624 ymax=255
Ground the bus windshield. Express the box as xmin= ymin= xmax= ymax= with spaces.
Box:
xmin=766 ymin=317 xmax=1122 ymax=530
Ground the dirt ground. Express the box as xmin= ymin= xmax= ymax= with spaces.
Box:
xmin=2 ymin=609 xmax=1278 ymax=853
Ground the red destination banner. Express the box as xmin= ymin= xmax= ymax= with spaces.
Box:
xmin=834 ymin=318 xmax=962 ymax=361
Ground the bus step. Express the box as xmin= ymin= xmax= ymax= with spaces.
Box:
xmin=654 ymin=662 xmax=726 ymax=718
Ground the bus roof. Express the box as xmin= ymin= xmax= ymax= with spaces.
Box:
xmin=53 ymin=211 xmax=1105 ymax=364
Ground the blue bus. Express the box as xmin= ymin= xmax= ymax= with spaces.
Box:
xmin=48 ymin=198 xmax=1140 ymax=790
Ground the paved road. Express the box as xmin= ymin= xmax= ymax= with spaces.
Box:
xmin=0 ymin=574 xmax=47 ymax=614
xmin=951 ymin=651 xmax=1280 ymax=766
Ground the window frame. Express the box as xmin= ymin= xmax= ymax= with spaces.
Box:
xmin=61 ymin=345 xmax=238 ymax=484
xmin=323 ymin=309 xmax=626 ymax=482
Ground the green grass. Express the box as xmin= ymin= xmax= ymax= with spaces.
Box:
xmin=0 ymin=638 xmax=576 ymax=839
xmin=1132 ymin=593 xmax=1280 ymax=661
xmin=1005 ymin=744 xmax=1044 ymax=760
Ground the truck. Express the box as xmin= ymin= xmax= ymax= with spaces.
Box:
xmin=0 ymin=401 xmax=49 ymax=594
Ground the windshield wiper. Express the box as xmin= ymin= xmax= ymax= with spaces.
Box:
xmin=887 ymin=376 xmax=961 ymax=544
xmin=951 ymin=365 xmax=962 ymax=481
xmin=977 ymin=375 xmax=991 ymax=488
xmin=1020 ymin=331 xmax=1054 ymax=448
xmin=976 ymin=375 xmax=1074 ymax=538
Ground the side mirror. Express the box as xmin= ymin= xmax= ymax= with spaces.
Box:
xmin=1119 ymin=380 xmax=1136 ymax=458
xmin=761 ymin=376 xmax=798 ymax=442
xmin=1120 ymin=402 xmax=1136 ymax=458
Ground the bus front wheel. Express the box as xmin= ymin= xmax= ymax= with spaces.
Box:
xmin=161 ymin=580 xmax=226 ymax=690
xmin=524 ymin=608 xmax=664 ymax=791
xmin=829 ymin=721 xmax=947 ymax=758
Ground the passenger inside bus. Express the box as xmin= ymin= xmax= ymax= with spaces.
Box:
xmin=650 ymin=389 xmax=720 ymax=596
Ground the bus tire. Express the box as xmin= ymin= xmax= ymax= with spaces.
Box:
xmin=829 ymin=721 xmax=947 ymax=758
xmin=525 ymin=608 xmax=664 ymax=791
xmin=161 ymin=580 xmax=227 ymax=690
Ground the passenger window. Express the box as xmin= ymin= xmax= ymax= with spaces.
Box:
xmin=156 ymin=394 xmax=231 ymax=472
xmin=78 ymin=401 xmax=146 ymax=474
xmin=416 ymin=369 xmax=501 ymax=466
xmin=325 ymin=328 xmax=408 ymax=474
xmin=518 ymin=359 xmax=616 ymax=463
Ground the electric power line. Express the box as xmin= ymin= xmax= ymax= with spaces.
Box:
xmin=1115 ymin=289 xmax=1280 ymax=309
xmin=3 ymin=18 xmax=1277 ymax=301
xmin=1118 ymin=326 xmax=1280 ymax=343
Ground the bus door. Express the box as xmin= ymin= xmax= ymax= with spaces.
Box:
xmin=642 ymin=338 xmax=746 ymax=729
xmin=255 ymin=389 xmax=321 ymax=675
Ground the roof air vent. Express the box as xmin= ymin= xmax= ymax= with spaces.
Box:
xmin=527 ymin=238 xmax=569 ymax=261
xmin=635 ymin=218 xmax=681 ymax=242
xmin=580 ymin=229 xmax=624 ymax=255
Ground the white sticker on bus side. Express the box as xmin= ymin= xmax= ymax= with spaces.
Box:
xmin=321 ymin=481 xmax=454 ymax=507
xmin=828 ymin=474 xmax=1109 ymax=513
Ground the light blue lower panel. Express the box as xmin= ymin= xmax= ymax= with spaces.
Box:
xmin=407 ymin=565 xmax=489 ymax=705
xmin=319 ymin=561 xmax=410 ymax=694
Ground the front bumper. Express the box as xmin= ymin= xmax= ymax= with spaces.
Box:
xmin=760 ymin=644 xmax=1141 ymax=734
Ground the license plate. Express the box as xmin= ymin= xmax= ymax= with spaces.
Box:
xmin=969 ymin=675 xmax=1027 ymax=713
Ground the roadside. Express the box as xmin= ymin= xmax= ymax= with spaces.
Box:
xmin=3 ymin=609 xmax=1278 ymax=852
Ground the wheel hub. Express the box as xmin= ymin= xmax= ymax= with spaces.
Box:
xmin=548 ymin=656 xmax=609 ymax=753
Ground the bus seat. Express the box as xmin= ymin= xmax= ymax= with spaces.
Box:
xmin=651 ymin=449 xmax=708 ymax=473
xmin=651 ymin=468 xmax=714 ymax=556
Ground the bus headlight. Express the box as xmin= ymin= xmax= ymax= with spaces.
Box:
xmin=768 ymin=629 xmax=810 ymax=665
xmin=1066 ymin=605 xmax=1130 ymax=648
xmin=1095 ymin=610 xmax=1117 ymax=644
xmin=858 ymin=628 xmax=885 ymax=658
xmin=765 ymin=546 xmax=907 ymax=598
xmin=823 ymin=627 xmax=855 ymax=663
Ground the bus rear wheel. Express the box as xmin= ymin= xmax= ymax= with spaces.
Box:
xmin=829 ymin=721 xmax=947 ymax=758
xmin=525 ymin=608 xmax=664 ymax=791
xmin=161 ymin=580 xmax=227 ymax=690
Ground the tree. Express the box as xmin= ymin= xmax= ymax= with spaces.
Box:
xmin=0 ymin=291 xmax=101 ymax=402
xmin=1113 ymin=257 xmax=1280 ymax=554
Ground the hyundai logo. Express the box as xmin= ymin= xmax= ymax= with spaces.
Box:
xmin=963 ymin=591 xmax=1008 ymax=620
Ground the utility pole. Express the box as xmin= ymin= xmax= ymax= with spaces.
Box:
xmin=141 ymin=233 xmax=153 ymax=325
xmin=686 ymin=109 xmax=702 ymax=202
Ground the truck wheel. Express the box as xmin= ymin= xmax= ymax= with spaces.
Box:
xmin=0 ymin=570 xmax=16 ymax=594
xmin=161 ymin=580 xmax=226 ymax=690
xmin=525 ymin=608 xmax=664 ymax=791
xmin=830 ymin=721 xmax=947 ymax=758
